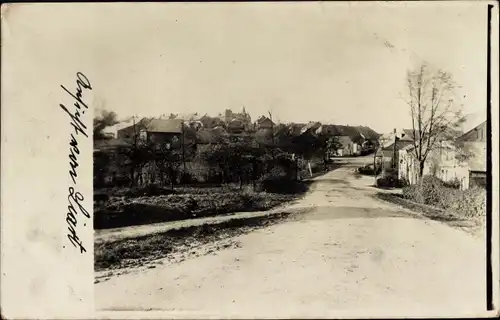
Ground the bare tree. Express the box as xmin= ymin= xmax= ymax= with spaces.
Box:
xmin=152 ymin=143 xmax=182 ymax=190
xmin=404 ymin=62 xmax=467 ymax=178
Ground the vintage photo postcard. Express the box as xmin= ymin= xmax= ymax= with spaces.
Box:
xmin=1 ymin=1 xmax=499 ymax=319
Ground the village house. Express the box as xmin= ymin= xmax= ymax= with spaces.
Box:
xmin=313 ymin=124 xmax=354 ymax=156
xmin=378 ymin=140 xmax=414 ymax=168
xmin=199 ymin=114 xmax=226 ymax=129
xmin=335 ymin=135 xmax=358 ymax=156
xmin=224 ymin=108 xmax=253 ymax=133
xmin=313 ymin=124 xmax=379 ymax=156
xmin=195 ymin=127 xmax=228 ymax=145
xmin=256 ymin=116 xmax=275 ymax=130
xmin=397 ymin=121 xmax=486 ymax=190
xmin=288 ymin=123 xmax=307 ymax=136
xmin=398 ymin=141 xmax=469 ymax=189
xmin=117 ymin=118 xmax=196 ymax=146
xmin=227 ymin=118 xmax=247 ymax=134
xmin=355 ymin=126 xmax=381 ymax=153
xmin=376 ymin=128 xmax=418 ymax=169
xmin=249 ymin=116 xmax=276 ymax=145
xmin=456 ymin=121 xmax=487 ymax=188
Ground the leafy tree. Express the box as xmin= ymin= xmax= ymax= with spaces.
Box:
xmin=323 ymin=136 xmax=342 ymax=158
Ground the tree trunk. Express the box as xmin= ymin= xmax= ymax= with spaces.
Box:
xmin=417 ymin=162 xmax=425 ymax=204
xmin=418 ymin=161 xmax=425 ymax=178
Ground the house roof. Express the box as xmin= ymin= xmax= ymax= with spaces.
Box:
xmin=144 ymin=119 xmax=183 ymax=133
xmin=94 ymin=138 xmax=132 ymax=151
xmin=335 ymin=125 xmax=363 ymax=138
xmin=457 ymin=121 xmax=486 ymax=142
xmin=316 ymin=124 xmax=341 ymax=136
xmin=287 ymin=123 xmax=306 ymax=136
xmin=400 ymin=143 xmax=415 ymax=151
xmin=300 ymin=122 xmax=322 ymax=134
xmin=354 ymin=126 xmax=380 ymax=140
xmin=257 ymin=116 xmax=274 ymax=125
xmin=382 ymin=140 xmax=414 ymax=152
xmin=228 ymin=118 xmax=245 ymax=126
xmin=166 ymin=112 xmax=201 ymax=121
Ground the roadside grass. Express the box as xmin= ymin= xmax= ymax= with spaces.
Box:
xmin=95 ymin=183 xmax=311 ymax=230
xmin=95 ymin=211 xmax=292 ymax=272
xmin=375 ymin=192 xmax=484 ymax=237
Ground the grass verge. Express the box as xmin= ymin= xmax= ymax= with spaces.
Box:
xmin=375 ymin=192 xmax=484 ymax=238
xmin=95 ymin=211 xmax=293 ymax=272
xmin=95 ymin=187 xmax=307 ymax=230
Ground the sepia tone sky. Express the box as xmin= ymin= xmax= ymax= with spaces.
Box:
xmin=19 ymin=2 xmax=488 ymax=134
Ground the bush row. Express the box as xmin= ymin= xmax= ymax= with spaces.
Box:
xmin=375 ymin=168 xmax=408 ymax=188
xmin=402 ymin=175 xmax=485 ymax=218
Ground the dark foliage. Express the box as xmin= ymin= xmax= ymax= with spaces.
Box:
xmin=375 ymin=168 xmax=408 ymax=188
xmin=357 ymin=164 xmax=381 ymax=176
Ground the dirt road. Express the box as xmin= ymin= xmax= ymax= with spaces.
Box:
xmin=95 ymin=161 xmax=486 ymax=318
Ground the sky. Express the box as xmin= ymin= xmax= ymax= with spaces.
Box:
xmin=62 ymin=2 xmax=487 ymax=134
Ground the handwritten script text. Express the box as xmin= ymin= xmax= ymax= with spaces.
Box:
xmin=60 ymin=72 xmax=92 ymax=253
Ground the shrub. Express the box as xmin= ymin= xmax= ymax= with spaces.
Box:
xmin=402 ymin=175 xmax=447 ymax=205
xmin=448 ymin=187 xmax=486 ymax=218
xmin=256 ymin=166 xmax=309 ymax=194
xmin=264 ymin=166 xmax=288 ymax=180
xmin=443 ymin=177 xmax=461 ymax=189
xmin=402 ymin=184 xmax=419 ymax=201
xmin=358 ymin=164 xmax=381 ymax=176
xmin=375 ymin=168 xmax=407 ymax=188
xmin=402 ymin=176 xmax=485 ymax=218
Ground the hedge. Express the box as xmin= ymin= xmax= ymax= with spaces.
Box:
xmin=402 ymin=175 xmax=485 ymax=218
